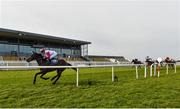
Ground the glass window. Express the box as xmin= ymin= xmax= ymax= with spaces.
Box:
xmin=20 ymin=45 xmax=35 ymax=54
xmin=55 ymin=48 xmax=61 ymax=54
xmin=74 ymin=50 xmax=80 ymax=55
xmin=62 ymin=48 xmax=72 ymax=55
xmin=0 ymin=43 xmax=83 ymax=57
xmin=49 ymin=48 xmax=61 ymax=54
xmin=49 ymin=48 xmax=56 ymax=51
xmin=0 ymin=44 xmax=5 ymax=53
xmin=35 ymin=48 xmax=41 ymax=53
xmin=0 ymin=44 xmax=18 ymax=55
xmin=71 ymin=49 xmax=75 ymax=55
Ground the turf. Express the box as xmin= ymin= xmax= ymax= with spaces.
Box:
xmin=0 ymin=66 xmax=179 ymax=108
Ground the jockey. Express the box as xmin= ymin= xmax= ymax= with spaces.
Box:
xmin=145 ymin=56 xmax=152 ymax=62
xmin=135 ymin=58 xmax=138 ymax=61
xmin=40 ymin=48 xmax=58 ymax=64
xmin=165 ymin=57 xmax=171 ymax=62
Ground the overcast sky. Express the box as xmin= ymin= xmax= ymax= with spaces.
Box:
xmin=0 ymin=0 xmax=179 ymax=60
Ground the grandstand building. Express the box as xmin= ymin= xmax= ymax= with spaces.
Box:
xmin=0 ymin=28 xmax=91 ymax=60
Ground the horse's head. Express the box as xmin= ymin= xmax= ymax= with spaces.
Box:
xmin=171 ymin=59 xmax=176 ymax=63
xmin=131 ymin=59 xmax=138 ymax=63
xmin=131 ymin=59 xmax=135 ymax=63
xmin=26 ymin=51 xmax=43 ymax=62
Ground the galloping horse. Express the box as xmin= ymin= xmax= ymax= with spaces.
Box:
xmin=26 ymin=51 xmax=77 ymax=84
xmin=146 ymin=59 xmax=164 ymax=67
xmin=164 ymin=57 xmax=176 ymax=69
xmin=145 ymin=60 xmax=154 ymax=67
xmin=131 ymin=59 xmax=143 ymax=68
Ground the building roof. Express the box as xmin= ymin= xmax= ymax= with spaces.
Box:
xmin=0 ymin=28 xmax=91 ymax=45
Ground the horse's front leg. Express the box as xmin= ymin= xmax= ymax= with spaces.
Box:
xmin=33 ymin=72 xmax=43 ymax=84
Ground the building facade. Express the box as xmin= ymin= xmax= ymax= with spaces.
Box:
xmin=0 ymin=28 xmax=91 ymax=58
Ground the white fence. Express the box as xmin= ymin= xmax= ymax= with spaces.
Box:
xmin=0 ymin=61 xmax=130 ymax=68
xmin=0 ymin=63 xmax=178 ymax=86
xmin=0 ymin=60 xmax=180 ymax=67
xmin=0 ymin=61 xmax=37 ymax=66
xmin=0 ymin=60 xmax=179 ymax=67
xmin=0 ymin=64 xmax=143 ymax=86
xmin=70 ymin=61 xmax=130 ymax=66
xmin=148 ymin=63 xmax=177 ymax=78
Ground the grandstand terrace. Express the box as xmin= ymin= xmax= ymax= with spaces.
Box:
xmin=0 ymin=28 xmax=91 ymax=61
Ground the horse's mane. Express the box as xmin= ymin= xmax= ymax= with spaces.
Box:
xmin=33 ymin=52 xmax=43 ymax=57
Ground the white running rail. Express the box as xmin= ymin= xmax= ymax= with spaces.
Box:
xmin=0 ymin=63 xmax=178 ymax=87
xmin=0 ymin=64 xmax=144 ymax=87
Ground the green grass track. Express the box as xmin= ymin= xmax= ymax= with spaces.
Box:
xmin=0 ymin=66 xmax=180 ymax=108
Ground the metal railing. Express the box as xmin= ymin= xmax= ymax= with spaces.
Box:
xmin=0 ymin=64 xmax=144 ymax=86
xmin=0 ymin=61 xmax=178 ymax=87
xmin=0 ymin=61 xmax=130 ymax=67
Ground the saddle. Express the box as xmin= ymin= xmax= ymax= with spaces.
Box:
xmin=51 ymin=59 xmax=58 ymax=65
xmin=45 ymin=58 xmax=58 ymax=66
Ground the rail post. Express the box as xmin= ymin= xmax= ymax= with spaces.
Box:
xmin=76 ymin=68 xmax=79 ymax=87
xmin=154 ymin=64 xmax=156 ymax=76
xmin=157 ymin=64 xmax=160 ymax=78
xmin=144 ymin=65 xmax=147 ymax=78
xmin=136 ymin=66 xmax=138 ymax=79
xmin=166 ymin=64 xmax=169 ymax=74
xmin=112 ymin=66 xmax=114 ymax=82
xmin=150 ymin=64 xmax=153 ymax=77
xmin=174 ymin=64 xmax=176 ymax=73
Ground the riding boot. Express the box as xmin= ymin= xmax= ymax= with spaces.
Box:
xmin=50 ymin=59 xmax=58 ymax=65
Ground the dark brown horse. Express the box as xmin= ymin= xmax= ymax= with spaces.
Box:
xmin=164 ymin=57 xmax=176 ymax=69
xmin=146 ymin=59 xmax=164 ymax=67
xmin=145 ymin=59 xmax=155 ymax=67
xmin=26 ymin=51 xmax=77 ymax=84
xmin=131 ymin=59 xmax=143 ymax=68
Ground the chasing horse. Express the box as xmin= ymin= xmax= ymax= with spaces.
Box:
xmin=145 ymin=56 xmax=154 ymax=67
xmin=164 ymin=57 xmax=176 ymax=69
xmin=145 ymin=56 xmax=163 ymax=67
xmin=131 ymin=59 xmax=143 ymax=68
xmin=26 ymin=49 xmax=77 ymax=85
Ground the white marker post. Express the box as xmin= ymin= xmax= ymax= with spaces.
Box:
xmin=76 ymin=68 xmax=79 ymax=87
xmin=112 ymin=66 xmax=114 ymax=82
xmin=154 ymin=64 xmax=156 ymax=76
xmin=157 ymin=64 xmax=160 ymax=78
xmin=166 ymin=64 xmax=169 ymax=74
xmin=150 ymin=64 xmax=153 ymax=77
xmin=136 ymin=66 xmax=138 ymax=79
xmin=175 ymin=64 xmax=177 ymax=73
xmin=144 ymin=65 xmax=147 ymax=78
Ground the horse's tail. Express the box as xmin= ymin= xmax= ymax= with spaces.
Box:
xmin=67 ymin=63 xmax=77 ymax=71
